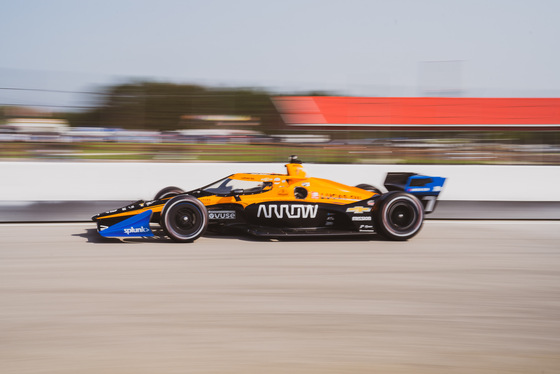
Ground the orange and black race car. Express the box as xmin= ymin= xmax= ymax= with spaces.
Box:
xmin=92 ymin=156 xmax=445 ymax=242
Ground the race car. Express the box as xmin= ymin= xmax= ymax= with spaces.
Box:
xmin=92 ymin=156 xmax=445 ymax=242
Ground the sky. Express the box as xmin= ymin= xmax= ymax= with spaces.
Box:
xmin=1 ymin=0 xmax=559 ymax=109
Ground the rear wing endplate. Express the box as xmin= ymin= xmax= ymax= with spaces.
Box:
xmin=384 ymin=173 xmax=446 ymax=213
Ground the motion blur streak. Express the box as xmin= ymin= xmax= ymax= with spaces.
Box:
xmin=1 ymin=221 xmax=559 ymax=374
xmin=2 ymin=81 xmax=560 ymax=164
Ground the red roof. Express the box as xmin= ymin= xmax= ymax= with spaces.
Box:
xmin=272 ymin=97 xmax=560 ymax=131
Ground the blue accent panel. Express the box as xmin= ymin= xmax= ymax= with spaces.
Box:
xmin=405 ymin=175 xmax=446 ymax=196
xmin=99 ymin=210 xmax=154 ymax=237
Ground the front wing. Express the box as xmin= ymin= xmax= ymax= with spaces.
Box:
xmin=97 ymin=209 xmax=154 ymax=238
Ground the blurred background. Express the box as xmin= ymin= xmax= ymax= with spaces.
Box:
xmin=1 ymin=0 xmax=559 ymax=165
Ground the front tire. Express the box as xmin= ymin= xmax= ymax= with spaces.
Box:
xmin=160 ymin=195 xmax=208 ymax=242
xmin=375 ymin=192 xmax=424 ymax=241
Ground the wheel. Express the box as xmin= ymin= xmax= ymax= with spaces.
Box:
xmin=154 ymin=186 xmax=185 ymax=200
xmin=374 ymin=192 xmax=424 ymax=241
xmin=355 ymin=183 xmax=382 ymax=194
xmin=160 ymin=195 xmax=208 ymax=242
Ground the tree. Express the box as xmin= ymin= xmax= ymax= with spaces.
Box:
xmin=65 ymin=81 xmax=283 ymax=132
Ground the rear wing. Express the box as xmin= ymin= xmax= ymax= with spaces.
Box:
xmin=384 ymin=173 xmax=446 ymax=213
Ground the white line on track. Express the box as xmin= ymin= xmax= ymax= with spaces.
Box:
xmin=0 ymin=222 xmax=92 ymax=227
xmin=425 ymin=220 xmax=560 ymax=225
xmin=1 ymin=220 xmax=559 ymax=228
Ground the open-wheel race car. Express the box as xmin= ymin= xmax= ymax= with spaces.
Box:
xmin=92 ymin=156 xmax=445 ymax=242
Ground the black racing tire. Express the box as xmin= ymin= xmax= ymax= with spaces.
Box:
xmin=160 ymin=195 xmax=208 ymax=243
xmin=374 ymin=192 xmax=424 ymax=241
xmin=355 ymin=183 xmax=382 ymax=194
xmin=154 ymin=186 xmax=185 ymax=200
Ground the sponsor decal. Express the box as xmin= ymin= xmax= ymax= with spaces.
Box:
xmin=352 ymin=216 xmax=372 ymax=221
xmin=320 ymin=193 xmax=361 ymax=201
xmin=209 ymin=211 xmax=236 ymax=220
xmin=311 ymin=192 xmax=319 ymax=199
xmin=367 ymin=200 xmax=375 ymax=206
xmin=123 ymin=226 xmax=151 ymax=235
xmin=302 ymin=182 xmax=310 ymax=187
xmin=408 ymin=187 xmax=431 ymax=192
xmin=257 ymin=204 xmax=318 ymax=219
xmin=346 ymin=206 xmax=372 ymax=214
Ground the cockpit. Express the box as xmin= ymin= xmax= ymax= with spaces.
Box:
xmin=202 ymin=177 xmax=273 ymax=196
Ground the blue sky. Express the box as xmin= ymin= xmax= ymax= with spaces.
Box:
xmin=1 ymin=0 xmax=559 ymax=109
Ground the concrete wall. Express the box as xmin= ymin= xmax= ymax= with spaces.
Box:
xmin=1 ymin=161 xmax=559 ymax=202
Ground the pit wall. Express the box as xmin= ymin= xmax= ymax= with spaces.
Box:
xmin=1 ymin=162 xmax=559 ymax=202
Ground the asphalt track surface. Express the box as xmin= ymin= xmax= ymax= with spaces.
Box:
xmin=1 ymin=221 xmax=560 ymax=374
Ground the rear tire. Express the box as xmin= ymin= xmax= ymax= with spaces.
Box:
xmin=160 ymin=195 xmax=207 ymax=242
xmin=355 ymin=183 xmax=382 ymax=194
xmin=154 ymin=186 xmax=185 ymax=200
xmin=375 ymin=192 xmax=424 ymax=241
